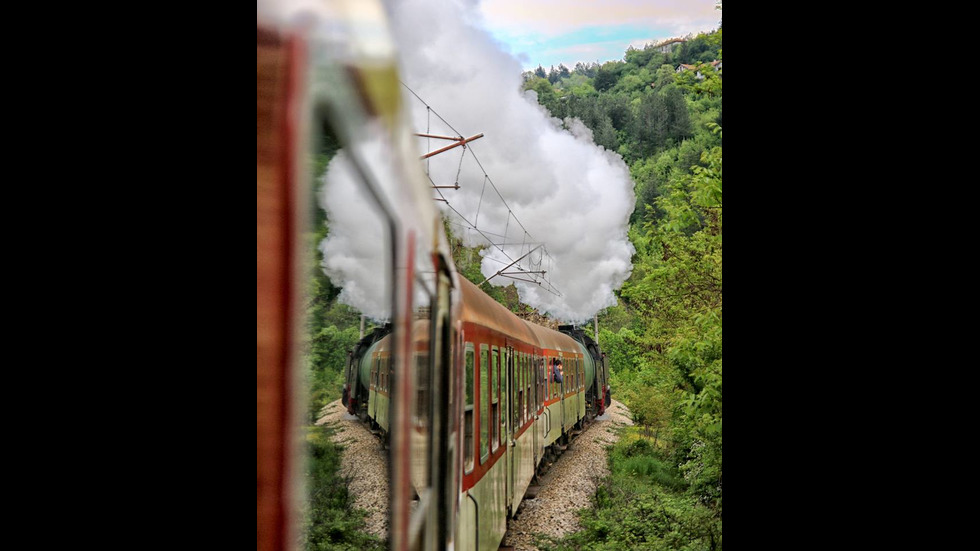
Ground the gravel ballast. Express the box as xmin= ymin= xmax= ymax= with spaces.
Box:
xmin=315 ymin=399 xmax=633 ymax=548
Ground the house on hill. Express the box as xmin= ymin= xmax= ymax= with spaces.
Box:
xmin=656 ymin=37 xmax=686 ymax=53
xmin=676 ymin=60 xmax=721 ymax=80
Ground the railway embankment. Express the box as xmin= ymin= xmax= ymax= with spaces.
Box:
xmin=315 ymin=399 xmax=633 ymax=548
xmin=503 ymin=400 xmax=632 ymax=550
xmin=316 ymin=400 xmax=390 ymax=538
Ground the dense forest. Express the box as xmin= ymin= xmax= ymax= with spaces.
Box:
xmin=301 ymin=23 xmax=722 ymax=551
xmin=523 ymin=28 xmax=723 ymax=550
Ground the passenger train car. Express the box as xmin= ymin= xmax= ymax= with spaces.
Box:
xmin=342 ymin=277 xmax=612 ymax=550
xmin=257 ymin=2 xmax=610 ymax=550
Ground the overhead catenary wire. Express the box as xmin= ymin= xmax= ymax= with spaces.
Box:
xmin=404 ymin=81 xmax=562 ymax=297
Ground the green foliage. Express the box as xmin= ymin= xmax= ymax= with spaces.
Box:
xmin=523 ymin=77 xmax=561 ymax=115
xmin=624 ymin=44 xmax=664 ymax=69
xmin=548 ymin=427 xmax=721 ymax=550
xmin=594 ymin=61 xmax=627 ymax=92
xmin=565 ymin=74 xmax=597 ymax=98
xmin=630 ymin=86 xmax=693 ymax=159
xmin=306 ymin=323 xmax=360 ymax=421
xmin=559 ymin=94 xmax=619 ymax=151
xmin=673 ymin=31 xmax=721 ymax=66
xmin=675 ymin=62 xmax=722 ymax=98
xmin=522 ymin=28 xmax=724 ymax=540
xmin=300 ymin=425 xmax=385 ymax=551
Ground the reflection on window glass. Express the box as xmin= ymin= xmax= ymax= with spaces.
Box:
xmin=490 ymin=347 xmax=498 ymax=452
xmin=480 ymin=344 xmax=489 ymax=461
xmin=464 ymin=344 xmax=474 ymax=472
xmin=499 ymin=349 xmax=506 ymax=446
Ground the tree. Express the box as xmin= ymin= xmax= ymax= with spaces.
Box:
xmin=601 ymin=93 xmax=632 ymax=131
xmin=534 ymin=65 xmax=546 ymax=79
xmin=522 ymin=77 xmax=560 ymax=115
xmin=593 ymin=61 xmax=626 ymax=92
xmin=548 ymin=64 xmax=559 ymax=84
xmin=573 ymin=61 xmax=599 ymax=78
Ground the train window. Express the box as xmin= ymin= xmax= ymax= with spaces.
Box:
xmin=499 ymin=349 xmax=506 ymax=447
xmin=514 ymin=351 xmax=521 ymax=429
xmin=528 ymin=357 xmax=533 ymax=412
xmin=568 ymin=358 xmax=578 ymax=391
xmin=491 ymin=347 xmax=498 ymax=403
xmin=553 ymin=357 xmax=558 ymax=399
xmin=536 ymin=356 xmax=541 ymax=409
xmin=560 ymin=357 xmax=564 ymax=396
xmin=521 ymin=353 xmax=527 ymax=424
xmin=542 ymin=356 xmax=548 ymax=401
xmin=480 ymin=344 xmax=489 ymax=462
xmin=557 ymin=357 xmax=562 ymax=397
xmin=518 ymin=353 xmax=524 ymax=424
xmin=546 ymin=357 xmax=551 ymax=399
xmin=537 ymin=356 xmax=542 ymax=407
xmin=525 ymin=354 xmax=531 ymax=420
xmin=525 ymin=355 xmax=531 ymax=421
xmin=529 ymin=355 xmax=534 ymax=411
xmin=464 ymin=343 xmax=474 ymax=473
xmin=491 ymin=346 xmax=499 ymax=452
xmin=415 ymin=353 xmax=428 ymax=426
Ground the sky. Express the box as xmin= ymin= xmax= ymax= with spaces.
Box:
xmin=476 ymin=0 xmax=721 ymax=71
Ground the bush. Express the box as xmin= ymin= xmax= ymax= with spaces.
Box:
xmin=548 ymin=427 xmax=719 ymax=550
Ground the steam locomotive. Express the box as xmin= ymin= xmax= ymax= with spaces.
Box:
xmin=257 ymin=1 xmax=610 ymax=549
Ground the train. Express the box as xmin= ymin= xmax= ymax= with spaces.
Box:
xmin=342 ymin=276 xmax=611 ymax=550
xmin=257 ymin=1 xmax=610 ymax=550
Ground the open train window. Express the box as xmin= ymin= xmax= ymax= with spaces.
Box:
xmin=464 ymin=343 xmax=474 ymax=473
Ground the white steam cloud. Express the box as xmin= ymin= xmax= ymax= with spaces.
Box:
xmin=318 ymin=150 xmax=391 ymax=321
xmin=320 ymin=0 xmax=635 ymax=323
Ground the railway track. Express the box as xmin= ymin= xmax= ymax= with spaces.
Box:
xmin=315 ymin=399 xmax=633 ymax=549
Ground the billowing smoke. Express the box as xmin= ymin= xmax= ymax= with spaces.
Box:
xmin=320 ymin=0 xmax=635 ymax=323
xmin=317 ymin=150 xmax=391 ymax=321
